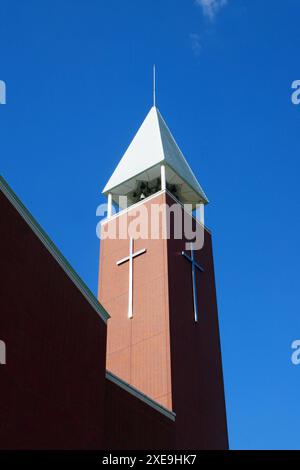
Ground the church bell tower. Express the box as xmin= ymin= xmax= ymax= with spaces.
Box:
xmin=98 ymin=105 xmax=228 ymax=449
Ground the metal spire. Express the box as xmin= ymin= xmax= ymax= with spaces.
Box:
xmin=153 ymin=64 xmax=156 ymax=107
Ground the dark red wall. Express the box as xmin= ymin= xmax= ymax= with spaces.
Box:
xmin=166 ymin=194 xmax=229 ymax=450
xmin=104 ymin=378 xmax=174 ymax=450
xmin=0 ymin=185 xmax=228 ymax=450
xmin=0 ymin=191 xmax=107 ymax=449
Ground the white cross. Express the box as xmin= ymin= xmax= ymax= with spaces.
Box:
xmin=116 ymin=238 xmax=147 ymax=319
xmin=182 ymin=249 xmax=204 ymax=322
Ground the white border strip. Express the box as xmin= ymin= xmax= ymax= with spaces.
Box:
xmin=106 ymin=370 xmax=176 ymax=422
xmin=0 ymin=176 xmax=109 ymax=324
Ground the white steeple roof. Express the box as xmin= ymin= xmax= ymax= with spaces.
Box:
xmin=103 ymin=106 xmax=208 ymax=205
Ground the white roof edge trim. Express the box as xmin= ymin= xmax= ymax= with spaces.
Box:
xmin=103 ymin=160 xmax=209 ymax=205
xmin=106 ymin=370 xmax=176 ymax=422
xmin=0 ymin=176 xmax=110 ymax=324
xmin=165 ymin=162 xmax=209 ymax=204
xmin=102 ymin=161 xmax=165 ymax=195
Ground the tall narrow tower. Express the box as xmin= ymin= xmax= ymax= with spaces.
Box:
xmin=98 ymin=106 xmax=228 ymax=449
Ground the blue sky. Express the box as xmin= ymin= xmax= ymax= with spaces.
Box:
xmin=1 ymin=0 xmax=300 ymax=450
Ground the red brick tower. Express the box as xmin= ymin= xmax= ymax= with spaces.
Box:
xmin=98 ymin=106 xmax=228 ymax=449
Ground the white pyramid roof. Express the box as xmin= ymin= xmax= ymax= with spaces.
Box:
xmin=103 ymin=106 xmax=208 ymax=204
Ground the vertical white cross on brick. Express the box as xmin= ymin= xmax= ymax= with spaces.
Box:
xmin=116 ymin=238 xmax=147 ymax=318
